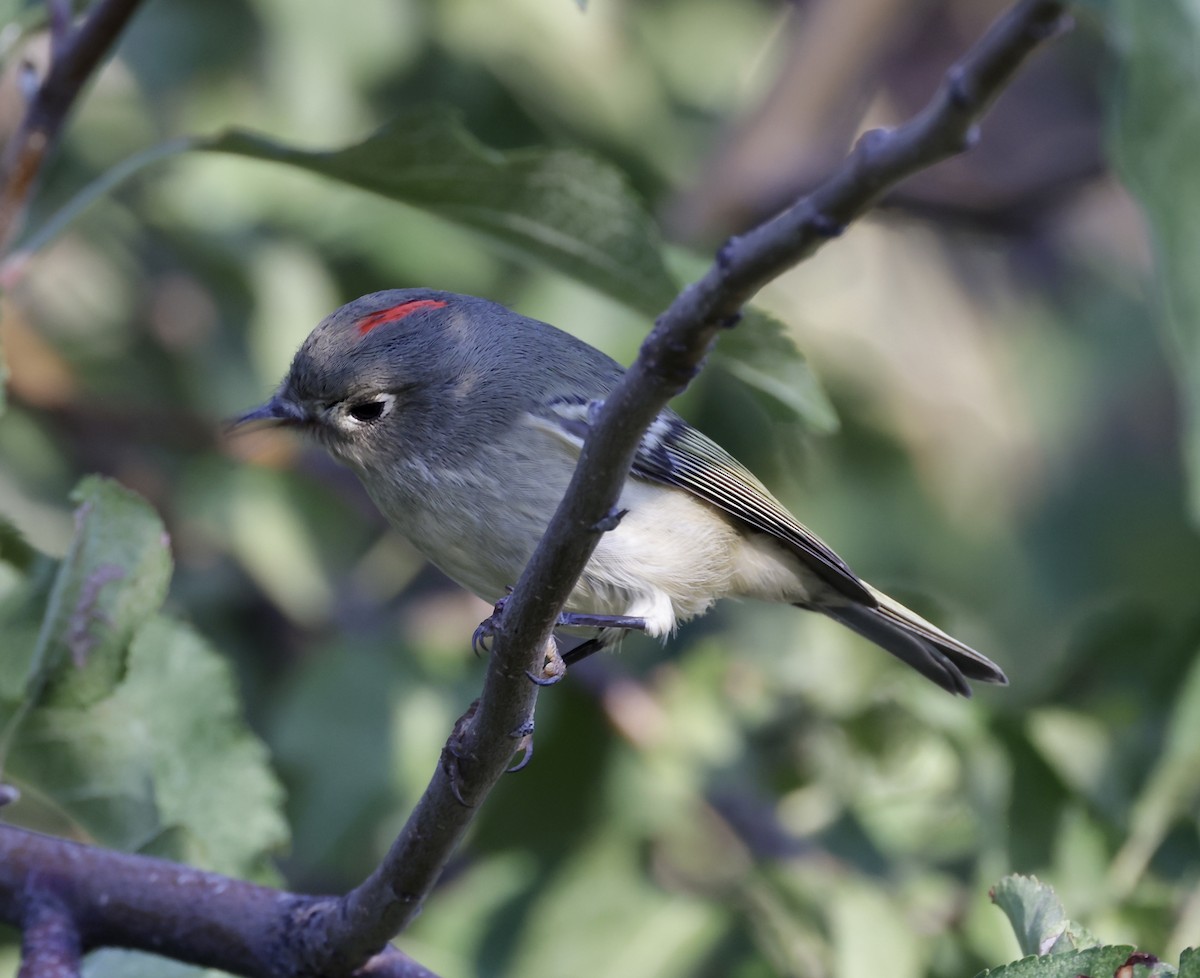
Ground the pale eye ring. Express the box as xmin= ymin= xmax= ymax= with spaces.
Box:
xmin=346 ymin=392 xmax=395 ymax=425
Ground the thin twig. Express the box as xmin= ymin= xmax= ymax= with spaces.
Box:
xmin=0 ymin=0 xmax=147 ymax=253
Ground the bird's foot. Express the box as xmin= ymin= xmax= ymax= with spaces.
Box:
xmin=526 ymin=636 xmax=567 ymax=686
xmin=522 ymin=612 xmax=649 ymax=683
xmin=440 ymin=699 xmax=480 ymax=807
xmin=441 ymin=702 xmax=535 ymax=792
xmin=475 ymin=597 xmax=646 ymax=682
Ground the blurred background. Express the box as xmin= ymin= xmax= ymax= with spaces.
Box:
xmin=1 ymin=0 xmax=1198 ymax=976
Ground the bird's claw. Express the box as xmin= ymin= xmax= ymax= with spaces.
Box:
xmin=472 ymin=594 xmax=511 ymax=656
xmin=507 ymin=717 xmax=535 ymax=773
xmin=470 ymin=622 xmax=493 ymax=657
xmin=507 ymin=738 xmax=534 ymax=772
xmin=472 ymin=588 xmax=519 ymax=656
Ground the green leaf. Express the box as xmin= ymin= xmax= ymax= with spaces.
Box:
xmin=1108 ymin=0 xmax=1200 ymax=523
xmin=31 ymin=477 xmax=171 ymax=709
xmin=990 ymin=875 xmax=1100 ymax=956
xmin=975 ymin=948 xmax=1138 ymax=978
xmin=0 ymin=477 xmax=172 ymax=765
xmin=1180 ymin=948 xmax=1200 ymax=978
xmin=200 ymin=109 xmax=679 ymax=316
xmin=713 ymin=309 xmax=838 ymax=432
xmin=6 ymin=614 xmax=287 ymax=877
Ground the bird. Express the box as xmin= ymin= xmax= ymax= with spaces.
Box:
xmin=234 ymin=289 xmax=1007 ymax=696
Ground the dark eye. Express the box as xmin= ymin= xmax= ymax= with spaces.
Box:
xmin=348 ymin=400 xmax=386 ymax=423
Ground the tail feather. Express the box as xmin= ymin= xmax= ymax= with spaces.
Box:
xmin=813 ymin=585 xmax=1008 ymax=697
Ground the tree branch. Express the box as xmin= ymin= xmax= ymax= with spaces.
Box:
xmin=0 ymin=826 xmax=441 ymax=978
xmin=0 ymin=0 xmax=147 ymax=253
xmin=323 ymin=0 xmax=1069 ymax=954
xmin=0 ymin=0 xmax=1069 ymax=974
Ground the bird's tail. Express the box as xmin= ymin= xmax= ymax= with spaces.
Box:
xmin=814 ymin=584 xmax=1008 ymax=696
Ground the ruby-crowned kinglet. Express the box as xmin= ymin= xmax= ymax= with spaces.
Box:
xmin=235 ymin=289 xmax=1007 ymax=695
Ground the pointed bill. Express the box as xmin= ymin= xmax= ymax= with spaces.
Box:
xmin=227 ymin=393 xmax=308 ymax=432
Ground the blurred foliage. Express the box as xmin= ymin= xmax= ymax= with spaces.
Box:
xmin=1107 ymin=0 xmax=1200 ymax=524
xmin=0 ymin=1 xmax=1198 ymax=977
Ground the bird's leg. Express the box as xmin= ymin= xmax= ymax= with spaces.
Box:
xmin=551 ymin=614 xmax=647 ymax=670
xmin=554 ymin=611 xmax=648 ymax=632
xmin=561 ymin=636 xmax=606 ymax=666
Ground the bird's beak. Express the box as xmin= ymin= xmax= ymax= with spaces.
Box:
xmin=228 ymin=393 xmax=309 ymax=430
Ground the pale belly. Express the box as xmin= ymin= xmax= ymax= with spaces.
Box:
xmin=574 ymin=479 xmax=821 ymax=635
xmin=355 ymin=446 xmax=816 ymax=638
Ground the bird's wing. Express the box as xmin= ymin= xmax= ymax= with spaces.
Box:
xmin=537 ymin=396 xmax=875 ymax=606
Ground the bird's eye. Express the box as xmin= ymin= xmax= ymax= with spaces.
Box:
xmin=346 ymin=395 xmax=393 ymax=424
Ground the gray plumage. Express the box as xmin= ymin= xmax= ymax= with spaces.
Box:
xmin=236 ymin=288 xmax=1008 ymax=696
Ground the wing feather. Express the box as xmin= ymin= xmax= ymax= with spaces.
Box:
xmin=541 ymin=397 xmax=875 ymax=606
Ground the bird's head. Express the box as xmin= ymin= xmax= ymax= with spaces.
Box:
xmin=232 ymin=289 xmax=482 ymax=468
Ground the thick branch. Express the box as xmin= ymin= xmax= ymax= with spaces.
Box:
xmin=0 ymin=826 xmax=440 ymax=978
xmin=321 ymin=0 xmax=1069 ymax=956
xmin=0 ymin=0 xmax=147 ymax=252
